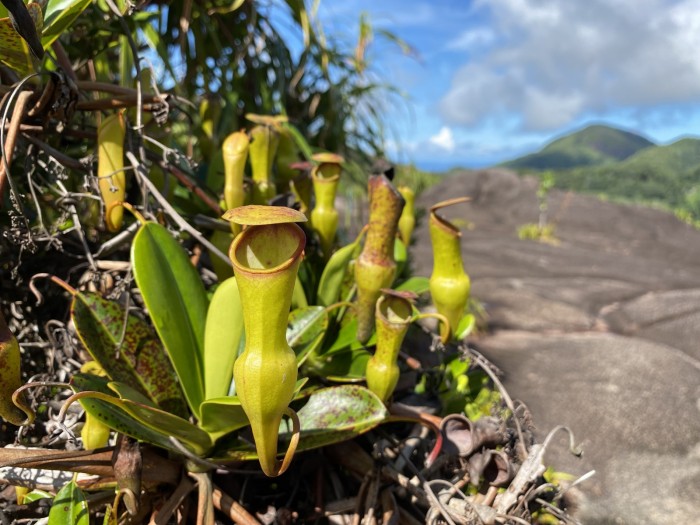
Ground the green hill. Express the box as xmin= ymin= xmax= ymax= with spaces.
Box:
xmin=501 ymin=125 xmax=700 ymax=222
xmin=502 ymin=124 xmax=655 ymax=170
xmin=560 ymin=138 xmax=700 ymax=214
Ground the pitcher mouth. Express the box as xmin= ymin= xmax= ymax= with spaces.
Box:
xmin=230 ymin=223 xmax=305 ymax=274
xmin=430 ymin=196 xmax=471 ymax=237
xmin=377 ymin=295 xmax=412 ymax=325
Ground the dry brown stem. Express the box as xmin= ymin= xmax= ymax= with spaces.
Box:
xmin=212 ymin=486 xmax=261 ymax=525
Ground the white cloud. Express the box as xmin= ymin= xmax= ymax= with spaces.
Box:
xmin=447 ymin=28 xmax=496 ymax=51
xmin=429 ymin=127 xmax=455 ymax=151
xmin=439 ymin=0 xmax=700 ymax=132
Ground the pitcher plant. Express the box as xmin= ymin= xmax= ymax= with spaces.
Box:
xmin=355 ymin=174 xmax=405 ymax=343
xmin=0 ymin=311 xmax=31 ymax=426
xmin=246 ymin=114 xmax=286 ymax=204
xmin=365 ymin=290 xmax=449 ymax=403
xmin=310 ymin=152 xmax=343 ymax=258
xmin=397 ymin=185 xmax=416 ymax=246
xmin=290 ymin=161 xmax=313 ymax=216
xmin=222 ymin=130 xmax=250 ymax=235
xmin=275 ymin=127 xmax=300 ymax=193
xmin=227 ymin=205 xmax=307 ymax=476
xmin=429 ymin=197 xmax=471 ymax=341
xmin=97 ymin=110 xmax=127 ymax=232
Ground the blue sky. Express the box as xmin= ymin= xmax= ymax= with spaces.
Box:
xmin=304 ymin=0 xmax=700 ymax=171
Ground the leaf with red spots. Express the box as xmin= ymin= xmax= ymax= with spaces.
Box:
xmin=71 ymin=291 xmax=188 ymax=418
xmin=213 ymin=385 xmax=387 ymax=461
xmin=48 ymin=480 xmax=88 ymax=525
xmin=132 ymin=221 xmax=208 ymax=418
xmin=70 ymin=373 xmax=211 ymax=457
xmin=0 ymin=2 xmax=42 ymax=76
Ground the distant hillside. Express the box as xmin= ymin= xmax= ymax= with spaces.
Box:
xmin=559 ymin=138 xmax=700 ymax=215
xmin=501 ymin=125 xmax=700 ymax=223
xmin=502 ymin=124 xmax=655 ymax=171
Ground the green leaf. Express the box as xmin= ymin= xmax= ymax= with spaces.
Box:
xmin=132 ymin=222 xmax=208 ymax=418
xmin=308 ymin=346 xmax=372 ymax=382
xmin=207 ymin=228 xmax=234 ymax=282
xmin=396 ymin=276 xmax=430 ymax=295
xmin=323 ymin=318 xmax=376 ymax=355
xmin=71 ymin=291 xmax=188 ymax=418
xmin=203 ymin=277 xmax=243 ymax=400
xmin=71 ymin=374 xmax=212 ymax=457
xmin=119 ymin=34 xmax=133 ymax=88
xmin=292 ymin=275 xmax=308 ymax=309
xmin=48 ymin=481 xmax=89 ymax=525
xmin=376 ymin=28 xmax=417 ymax=57
xmin=102 ymin=502 xmax=116 ymax=525
xmin=281 ymin=121 xmax=313 ymax=161
xmin=198 ymin=396 xmax=248 ymax=441
xmin=107 ymin=381 xmax=158 ymax=407
xmin=287 ymin=306 xmax=327 ymax=365
xmin=2 ymin=0 xmax=43 ymax=59
xmin=292 ymin=384 xmax=386 ymax=446
xmin=207 ymin=0 xmax=245 ymax=15
xmin=0 ymin=2 xmax=41 ymax=75
xmin=200 ymin=379 xmax=308 ymax=442
xmin=317 ymin=239 xmax=359 ymax=307
xmin=140 ymin=21 xmax=178 ymax=83
xmin=22 ymin=489 xmax=53 ymax=503
xmin=214 ymin=385 xmax=387 ymax=461
xmin=455 ymin=314 xmax=476 ymax=340
xmin=394 ymin=237 xmax=407 ymax=275
xmin=284 ymin=0 xmax=311 ymax=47
xmin=41 ymin=0 xmax=91 ymax=48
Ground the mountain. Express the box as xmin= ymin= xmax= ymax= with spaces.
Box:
xmin=500 ymin=124 xmax=700 ymax=221
xmin=559 ymin=137 xmax=700 ymax=211
xmin=502 ymin=124 xmax=655 ymax=171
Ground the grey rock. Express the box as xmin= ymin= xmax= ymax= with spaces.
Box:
xmin=410 ymin=169 xmax=700 ymax=524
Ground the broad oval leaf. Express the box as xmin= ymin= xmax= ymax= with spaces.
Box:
xmin=71 ymin=374 xmax=212 ymax=457
xmin=214 ymin=385 xmax=387 ymax=461
xmin=287 ymin=306 xmax=327 ymax=365
xmin=317 ymin=239 xmax=359 ymax=307
xmin=71 ymin=291 xmax=188 ymax=418
xmin=204 ymin=277 xmax=243 ymax=400
xmin=292 ymin=384 xmax=387 ymax=446
xmin=131 ymin=222 xmax=208 ymax=418
xmin=48 ymin=481 xmax=89 ymax=525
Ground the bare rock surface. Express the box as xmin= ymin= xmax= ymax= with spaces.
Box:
xmin=412 ymin=169 xmax=700 ymax=524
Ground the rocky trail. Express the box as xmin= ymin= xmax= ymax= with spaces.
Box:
xmin=411 ymin=169 xmax=700 ymax=525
